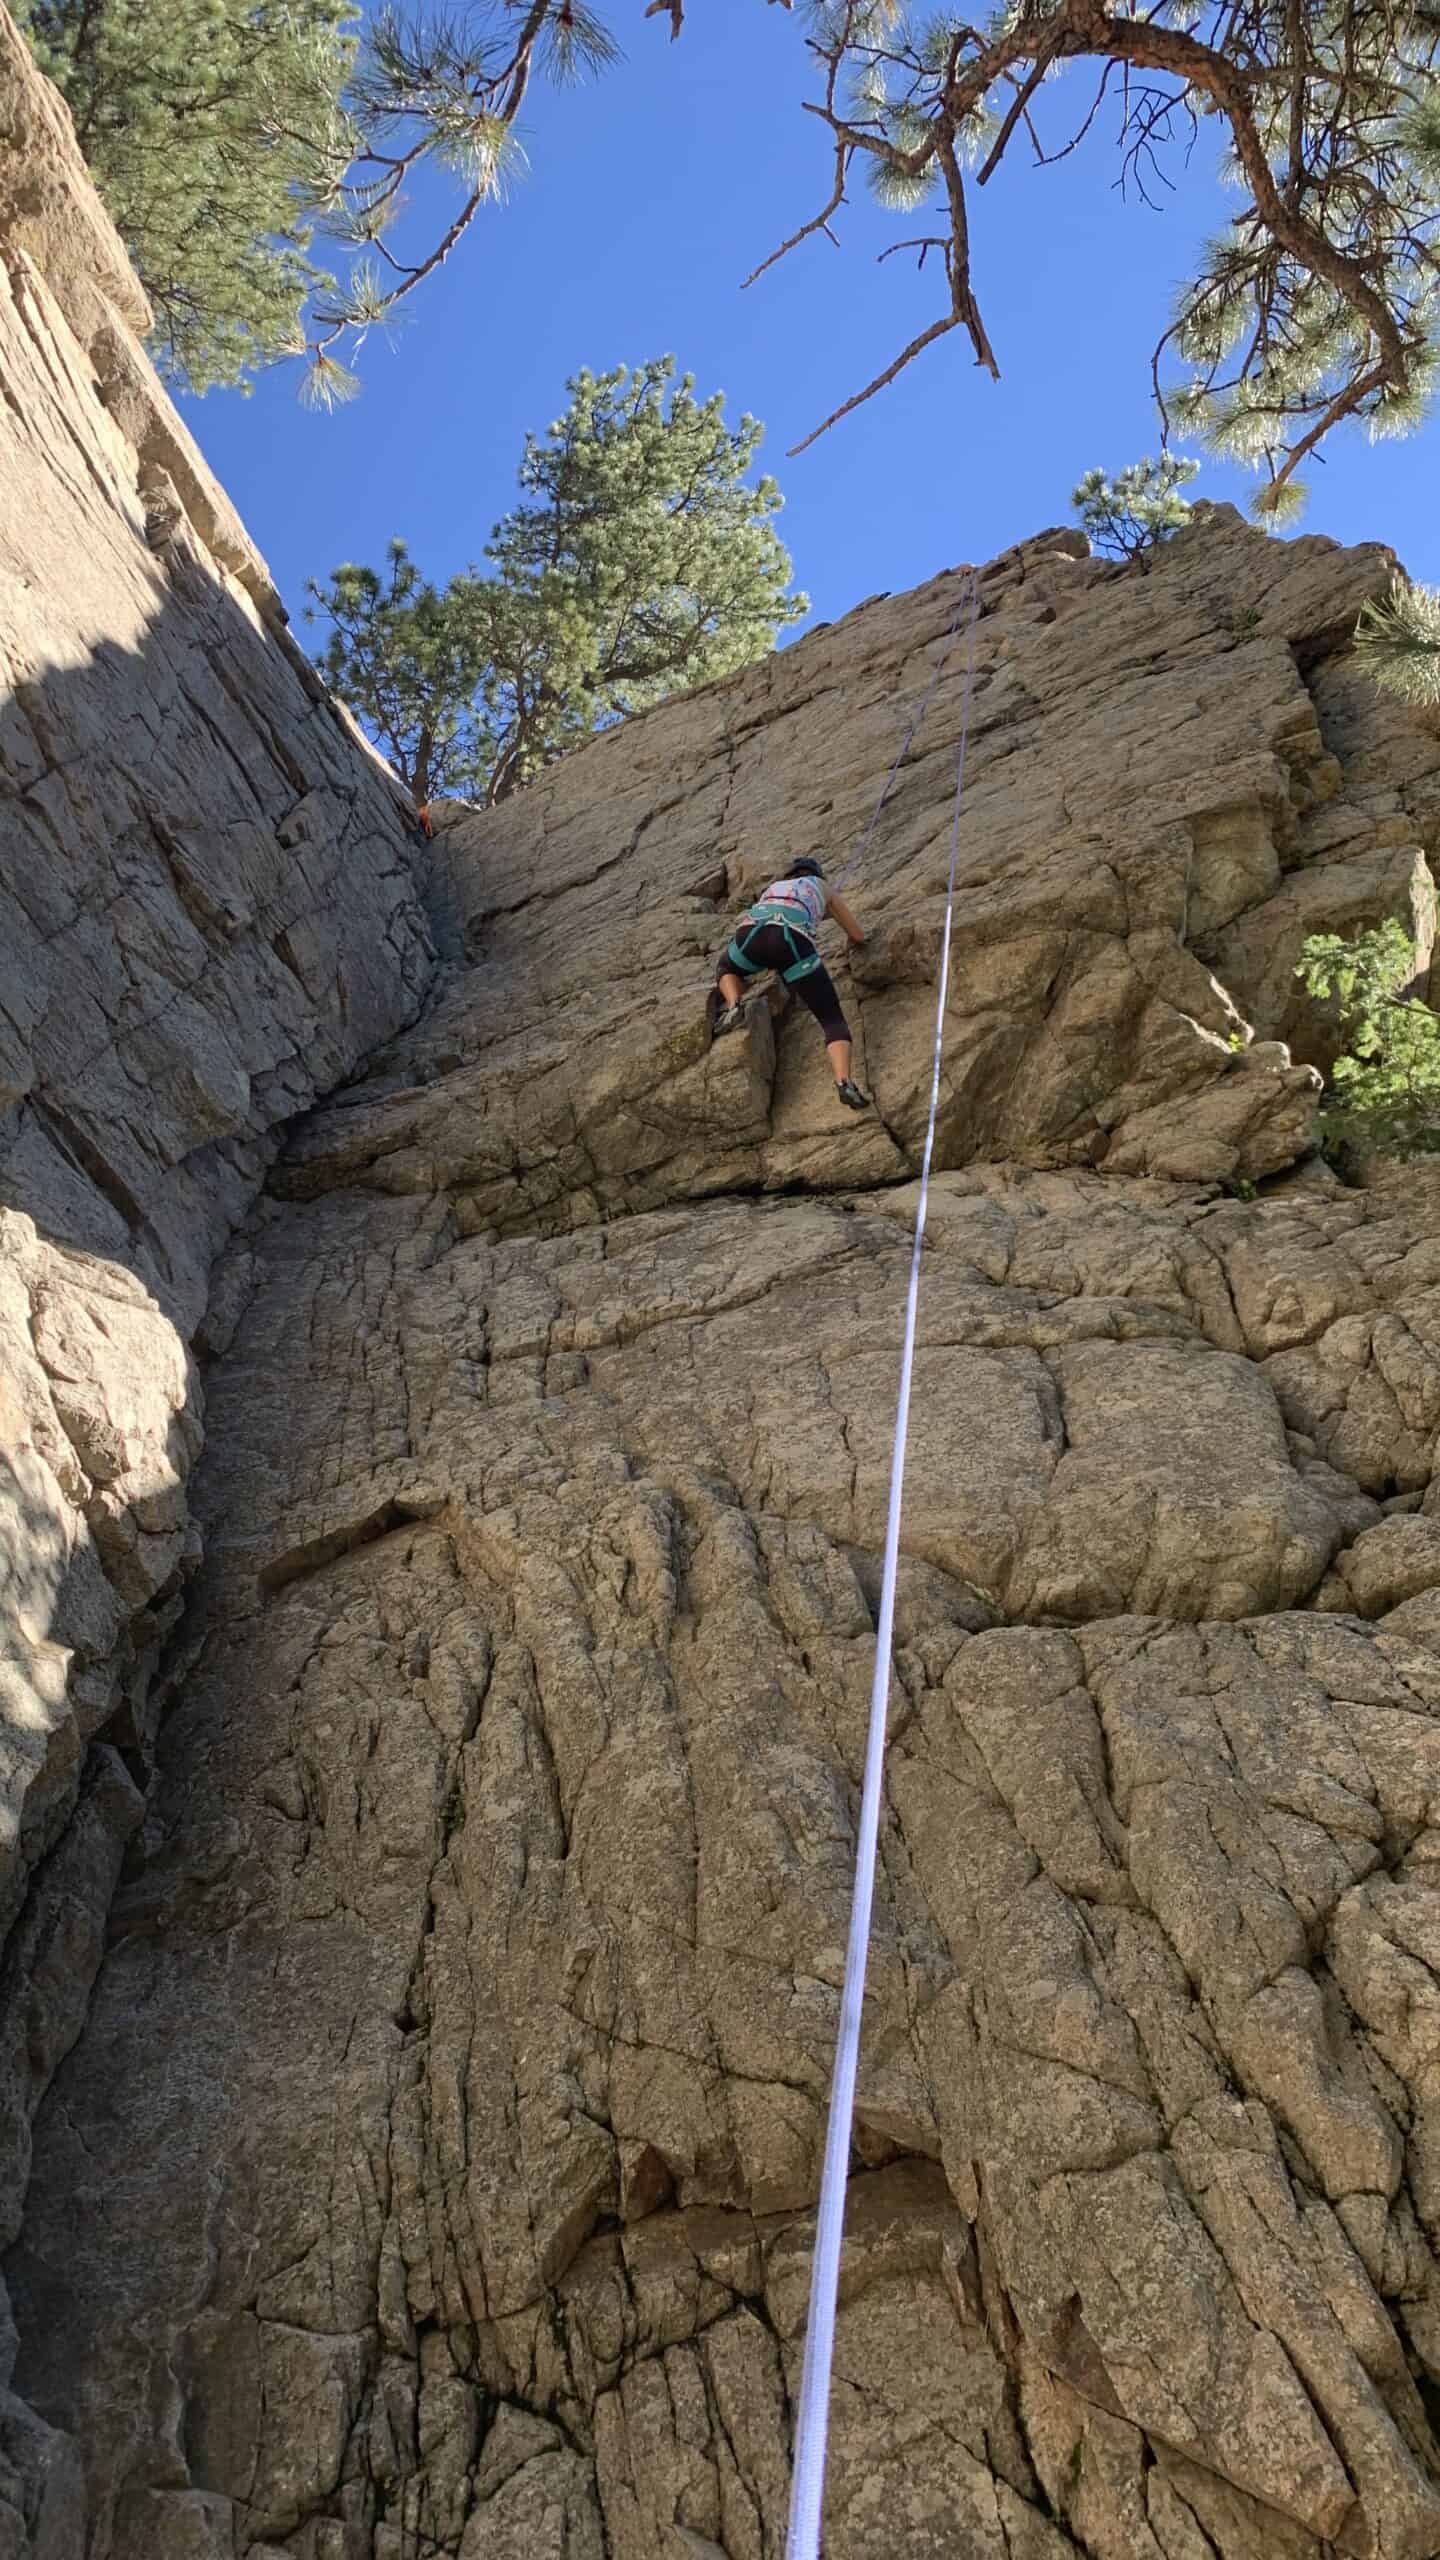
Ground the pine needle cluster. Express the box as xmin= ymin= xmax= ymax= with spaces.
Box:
xmin=1354 ymin=578 xmax=1440 ymax=709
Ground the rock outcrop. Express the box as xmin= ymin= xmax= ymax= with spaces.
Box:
xmin=6 ymin=15 xmax=1440 ymax=2558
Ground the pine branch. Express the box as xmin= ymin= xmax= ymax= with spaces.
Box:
xmin=1354 ymin=577 xmax=1440 ymax=705
xmin=744 ymin=138 xmax=849 ymax=285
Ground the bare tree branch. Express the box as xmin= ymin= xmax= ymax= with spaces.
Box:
xmin=788 ymin=314 xmax=964 ymax=455
xmin=743 ymin=139 xmax=848 ymax=286
xmin=754 ymin=0 xmax=1432 ymax=486
xmin=978 ymin=37 xmax=1066 ymax=185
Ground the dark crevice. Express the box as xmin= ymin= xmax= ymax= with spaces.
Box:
xmin=21 ymin=1094 xmax=150 ymax=1245
xmin=257 ymin=1498 xmax=441 ymax=1596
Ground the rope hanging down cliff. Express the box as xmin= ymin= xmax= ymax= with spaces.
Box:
xmin=785 ymin=566 xmax=983 ymax=2560
xmin=830 ymin=581 xmax=978 ymax=892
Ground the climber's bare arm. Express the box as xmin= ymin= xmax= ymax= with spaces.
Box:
xmin=827 ymin=892 xmax=866 ymax=946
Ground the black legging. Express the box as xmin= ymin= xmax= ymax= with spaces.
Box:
xmin=718 ymin=923 xmax=851 ymax=1046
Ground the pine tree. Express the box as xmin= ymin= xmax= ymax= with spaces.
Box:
xmin=1072 ymin=458 xmax=1200 ymax=565
xmin=307 ymin=358 xmax=808 ymax=806
xmin=17 ymin=0 xmax=357 ymax=392
xmin=304 ymin=545 xmax=491 ymax=807
xmin=1353 ymin=579 xmax=1440 ymax=710
xmin=17 ymin=0 xmax=618 ymax=398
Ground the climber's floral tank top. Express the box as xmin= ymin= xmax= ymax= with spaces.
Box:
xmin=759 ymin=874 xmax=827 ymax=934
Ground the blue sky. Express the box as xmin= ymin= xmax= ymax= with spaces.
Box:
xmin=180 ymin=5 xmax=1439 ymax=640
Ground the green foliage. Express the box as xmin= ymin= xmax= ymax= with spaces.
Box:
xmin=1296 ymin=920 xmax=1440 ymax=1160
xmin=306 ymin=358 xmax=808 ymax=807
xmin=1353 ymin=578 xmax=1440 ymax=709
xmin=18 ymin=0 xmax=619 ymax=395
xmin=1163 ymin=124 xmax=1438 ymax=514
xmin=17 ymin=0 xmax=355 ymax=390
xmin=1071 ymin=457 xmax=1201 ymax=565
xmin=305 ymin=543 xmax=487 ymax=803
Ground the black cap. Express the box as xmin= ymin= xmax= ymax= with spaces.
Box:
xmin=791 ymin=857 xmax=825 ymax=879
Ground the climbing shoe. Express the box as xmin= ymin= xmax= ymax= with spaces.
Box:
xmin=835 ymin=1078 xmax=871 ymax=1112
xmin=713 ymin=1002 xmax=746 ymax=1038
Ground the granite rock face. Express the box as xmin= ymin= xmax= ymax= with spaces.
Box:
xmin=18 ymin=1158 xmax=1440 ymax=2560
xmin=275 ymin=512 xmax=1435 ymax=1231
xmin=0 ymin=13 xmax=434 ymax=2547
xmin=14 ymin=491 xmax=1440 ymax=2560
xmin=8 ymin=12 xmax=1440 ymax=2555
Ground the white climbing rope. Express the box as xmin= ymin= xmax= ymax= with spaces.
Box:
xmin=785 ymin=564 xmax=983 ymax=2560
xmin=831 ymin=572 xmax=980 ymax=893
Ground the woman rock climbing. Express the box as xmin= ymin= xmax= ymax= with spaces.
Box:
xmin=712 ymin=857 xmax=871 ymax=1110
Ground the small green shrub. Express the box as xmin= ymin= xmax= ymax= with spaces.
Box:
xmin=1296 ymin=920 xmax=1440 ymax=1160
xmin=1071 ymin=457 xmax=1200 ymax=566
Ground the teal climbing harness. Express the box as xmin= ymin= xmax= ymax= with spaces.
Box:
xmin=726 ymin=904 xmax=823 ymax=984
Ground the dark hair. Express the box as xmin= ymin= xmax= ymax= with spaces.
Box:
xmin=792 ymin=857 xmax=825 ymax=879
